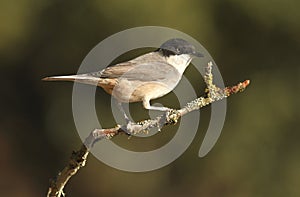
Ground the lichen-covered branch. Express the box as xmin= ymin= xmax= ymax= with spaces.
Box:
xmin=47 ymin=61 xmax=250 ymax=197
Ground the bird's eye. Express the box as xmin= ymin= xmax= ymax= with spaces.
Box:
xmin=177 ymin=48 xmax=181 ymax=53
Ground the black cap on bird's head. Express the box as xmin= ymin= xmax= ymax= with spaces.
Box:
xmin=159 ymin=38 xmax=203 ymax=57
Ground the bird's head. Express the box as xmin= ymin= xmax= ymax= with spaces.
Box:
xmin=159 ymin=38 xmax=203 ymax=58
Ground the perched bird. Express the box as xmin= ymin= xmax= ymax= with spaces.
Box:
xmin=43 ymin=38 xmax=203 ymax=119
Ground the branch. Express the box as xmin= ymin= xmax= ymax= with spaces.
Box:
xmin=47 ymin=61 xmax=250 ymax=197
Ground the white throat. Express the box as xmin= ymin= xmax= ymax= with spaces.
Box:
xmin=166 ymin=54 xmax=192 ymax=74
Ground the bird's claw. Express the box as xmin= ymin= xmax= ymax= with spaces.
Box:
xmin=165 ymin=109 xmax=181 ymax=124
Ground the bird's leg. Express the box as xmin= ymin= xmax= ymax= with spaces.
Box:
xmin=117 ymin=102 xmax=145 ymax=136
xmin=142 ymin=98 xmax=180 ymax=126
xmin=142 ymin=99 xmax=170 ymax=111
xmin=117 ymin=102 xmax=131 ymax=124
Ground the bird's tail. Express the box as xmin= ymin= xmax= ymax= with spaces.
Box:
xmin=42 ymin=74 xmax=101 ymax=86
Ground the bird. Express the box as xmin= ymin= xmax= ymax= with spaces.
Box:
xmin=43 ymin=38 xmax=203 ymax=120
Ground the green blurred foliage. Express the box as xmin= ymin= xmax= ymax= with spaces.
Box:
xmin=0 ymin=0 xmax=299 ymax=196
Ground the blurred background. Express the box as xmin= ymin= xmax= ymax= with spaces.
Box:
xmin=0 ymin=0 xmax=299 ymax=196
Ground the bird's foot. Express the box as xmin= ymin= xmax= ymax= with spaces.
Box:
xmin=165 ymin=109 xmax=181 ymax=124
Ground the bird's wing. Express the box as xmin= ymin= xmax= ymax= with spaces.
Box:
xmin=95 ymin=62 xmax=137 ymax=78
xmin=89 ymin=60 xmax=181 ymax=82
xmin=119 ymin=61 xmax=181 ymax=82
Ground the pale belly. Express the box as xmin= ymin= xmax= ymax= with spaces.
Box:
xmin=111 ymin=79 xmax=176 ymax=103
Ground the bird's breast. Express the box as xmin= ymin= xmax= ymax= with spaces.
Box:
xmin=111 ymin=77 xmax=180 ymax=103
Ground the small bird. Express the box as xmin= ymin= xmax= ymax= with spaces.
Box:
xmin=43 ymin=38 xmax=203 ymax=119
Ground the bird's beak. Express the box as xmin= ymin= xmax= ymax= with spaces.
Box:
xmin=192 ymin=51 xmax=204 ymax=57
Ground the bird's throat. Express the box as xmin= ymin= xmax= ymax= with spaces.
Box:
xmin=165 ymin=54 xmax=192 ymax=74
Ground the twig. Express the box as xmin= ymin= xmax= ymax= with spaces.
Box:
xmin=46 ymin=61 xmax=250 ymax=197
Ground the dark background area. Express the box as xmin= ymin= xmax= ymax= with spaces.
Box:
xmin=0 ymin=0 xmax=299 ymax=196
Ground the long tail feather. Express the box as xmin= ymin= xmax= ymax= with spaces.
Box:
xmin=42 ymin=74 xmax=100 ymax=85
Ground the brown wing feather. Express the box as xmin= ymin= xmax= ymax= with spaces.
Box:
xmin=88 ymin=52 xmax=164 ymax=79
xmin=99 ymin=62 xmax=135 ymax=78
